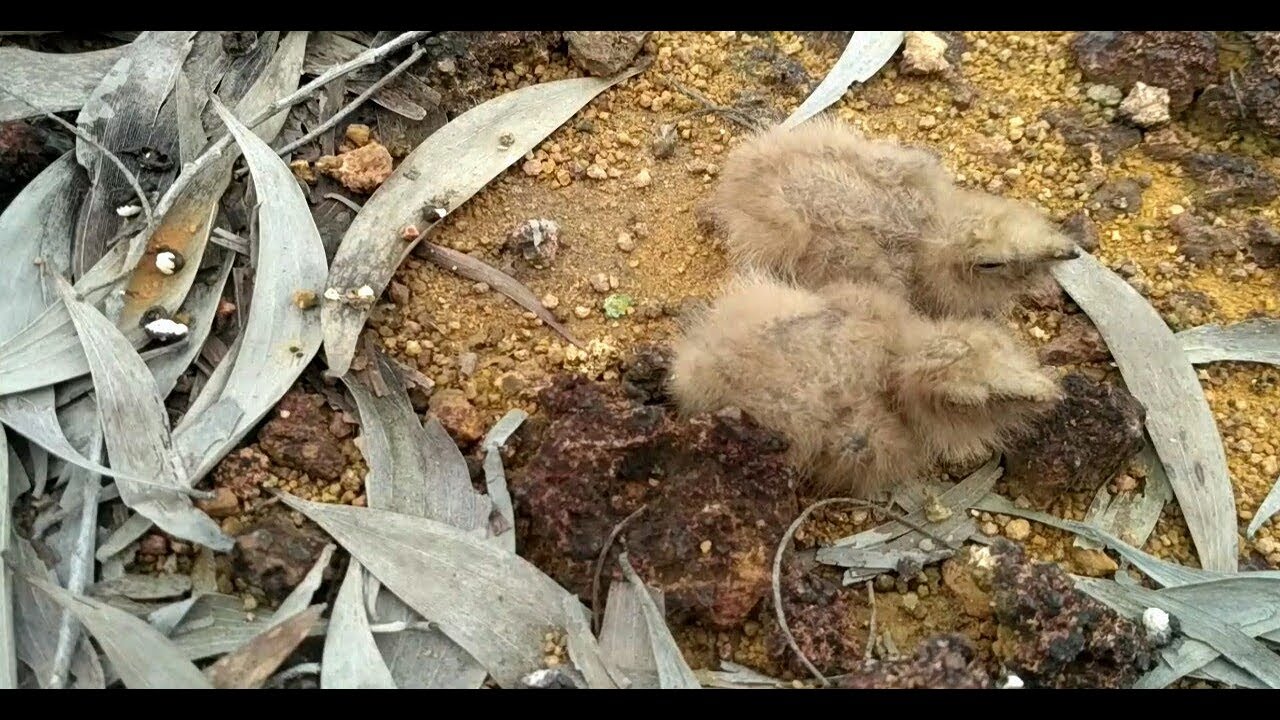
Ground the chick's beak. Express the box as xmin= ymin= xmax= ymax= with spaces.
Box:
xmin=1056 ymin=246 xmax=1081 ymax=261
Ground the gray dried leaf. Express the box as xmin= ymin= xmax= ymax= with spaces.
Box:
xmin=482 ymin=409 xmax=525 ymax=551
xmin=147 ymin=596 xmax=201 ymax=636
xmin=598 ymin=578 xmax=664 ymax=688
xmin=322 ymin=70 xmax=638 ymax=375
xmin=74 ymin=31 xmax=194 ymax=277
xmin=417 ymin=242 xmax=579 ymax=347
xmin=1177 ymin=319 xmax=1280 ymax=366
xmin=1077 ymin=577 xmax=1280 ymax=689
xmin=91 ymin=574 xmax=192 ymax=601
xmin=1076 ymin=440 xmax=1172 ymax=551
xmin=0 ymin=390 xmax=133 ymax=483
xmin=170 ymin=97 xmax=326 ymax=487
xmin=321 ymin=561 xmax=396 ymax=688
xmin=53 ymin=274 xmax=231 ymax=551
xmin=695 ymin=661 xmax=792 ymax=689
xmin=149 ymin=254 xmax=233 ymax=399
xmin=9 ymin=536 xmax=103 ymax=688
xmin=205 ymin=604 xmax=324 ymax=689
xmin=267 ymin=543 xmax=335 ymax=628
xmin=1053 ymin=251 xmax=1237 ymax=572
xmin=0 ymin=44 xmax=131 ymax=122
xmin=277 ymin=494 xmax=618 ymax=688
xmin=615 ymin=554 xmax=698 ymax=689
xmin=782 ymin=32 xmax=906 ymax=130
xmin=48 ymin=431 xmax=102 ymax=688
xmin=0 ymin=431 xmax=14 ymax=688
xmin=175 ymin=71 xmax=207 ymax=166
xmin=342 ymin=353 xmax=489 ymax=688
xmin=1247 ymin=474 xmax=1280 ymax=539
xmin=19 ymin=571 xmax=212 ymax=688
xmin=169 ymin=593 xmax=298 ymax=661
xmin=303 ymin=32 xmax=428 ymax=120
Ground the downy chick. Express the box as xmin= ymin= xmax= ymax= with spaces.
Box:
xmin=706 ymin=117 xmax=1079 ymax=318
xmin=668 ymin=273 xmax=1061 ymax=497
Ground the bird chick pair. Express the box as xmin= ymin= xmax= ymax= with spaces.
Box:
xmin=669 ymin=118 xmax=1080 ymax=498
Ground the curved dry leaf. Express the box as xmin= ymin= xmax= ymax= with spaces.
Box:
xmin=616 ymin=554 xmax=698 ymax=689
xmin=322 ymin=561 xmax=396 ymax=689
xmin=482 ymin=409 xmax=525 ymax=552
xmin=149 ymin=254 xmax=234 ymax=399
xmin=267 ymin=543 xmax=335 ymax=629
xmin=0 ymin=44 xmax=131 ymax=122
xmin=0 ymin=431 xmax=13 ymax=688
xmin=171 ymin=97 xmax=326 ymax=486
xmin=1076 ymin=440 xmax=1172 ymax=551
xmin=10 ymin=536 xmax=104 ymax=689
xmin=277 ymin=494 xmax=618 ymax=688
xmin=53 ymin=274 xmax=231 ymax=551
xmin=1246 ymin=474 xmax=1280 ymax=539
xmin=322 ymin=70 xmax=638 ymax=375
xmin=20 ymin=572 xmax=212 ymax=688
xmin=205 ymin=604 xmax=324 ymax=689
xmin=782 ymin=31 xmax=905 ymax=130
xmin=1177 ymin=319 xmax=1280 ymax=366
xmin=1053 ymin=252 xmax=1237 ymax=572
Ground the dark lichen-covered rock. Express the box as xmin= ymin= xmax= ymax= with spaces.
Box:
xmin=990 ymin=540 xmax=1155 ymax=688
xmin=257 ymin=390 xmax=348 ymax=481
xmin=835 ymin=635 xmax=992 ymax=689
xmin=1071 ymin=31 xmax=1218 ymax=112
xmin=1170 ymin=212 xmax=1241 ymax=265
xmin=620 ymin=343 xmax=673 ymax=405
xmin=764 ymin=562 xmax=867 ymax=676
xmin=1088 ymin=177 xmax=1145 ymax=221
xmin=510 ymin=375 xmax=799 ymax=628
xmin=1245 ymin=218 xmax=1280 ymax=268
xmin=1180 ymin=151 xmax=1280 ymax=210
xmin=1044 ymin=108 xmax=1142 ymax=163
xmin=565 ymin=31 xmax=649 ymax=76
xmin=1060 ymin=210 xmax=1099 ymax=253
xmin=232 ymin=512 xmax=332 ymax=601
xmin=1039 ymin=315 xmax=1111 ymax=366
xmin=1004 ymin=374 xmax=1146 ymax=497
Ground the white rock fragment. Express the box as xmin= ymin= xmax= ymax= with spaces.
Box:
xmin=116 ymin=204 xmax=142 ymax=218
xmin=356 ymin=285 xmax=376 ymax=301
xmin=1001 ymin=673 xmax=1024 ymax=689
xmin=1142 ymin=606 xmax=1173 ymax=644
xmin=1085 ymin=84 xmax=1123 ymax=107
xmin=155 ymin=251 xmax=178 ymax=275
xmin=1119 ymin=82 xmax=1171 ymax=128
xmin=969 ymin=545 xmax=996 ymax=570
xmin=901 ymin=31 xmax=951 ymax=75
xmin=144 ymin=318 xmax=189 ymax=341
xmin=323 ymin=287 xmax=342 ymax=302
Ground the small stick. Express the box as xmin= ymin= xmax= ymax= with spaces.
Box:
xmin=590 ymin=504 xmax=648 ymax=634
xmin=662 ymin=77 xmax=762 ymax=131
xmin=276 ymin=45 xmax=427 ymax=157
xmin=863 ymin=580 xmax=876 ymax=661
xmin=323 ymin=193 xmax=364 ymax=213
xmin=0 ymin=87 xmax=156 ymax=227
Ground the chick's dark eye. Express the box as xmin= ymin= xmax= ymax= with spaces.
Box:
xmin=976 ymin=262 xmax=1004 ymax=270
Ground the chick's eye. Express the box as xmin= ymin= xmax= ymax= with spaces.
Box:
xmin=975 ymin=262 xmax=1004 ymax=271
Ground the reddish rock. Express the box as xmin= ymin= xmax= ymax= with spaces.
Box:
xmin=258 ymin=392 xmax=348 ymax=481
xmin=835 ymin=635 xmax=992 ymax=689
xmin=232 ymin=512 xmax=331 ymax=601
xmin=1071 ymin=31 xmax=1218 ymax=112
xmin=990 ymin=540 xmax=1155 ymax=688
xmin=1043 ymin=108 xmax=1142 ymax=163
xmin=1039 ymin=315 xmax=1111 ymax=366
xmin=315 ymin=142 xmax=393 ymax=195
xmin=1170 ymin=213 xmax=1240 ymax=265
xmin=765 ymin=563 xmax=867 ymax=676
xmin=1003 ymin=374 xmax=1146 ymax=498
xmin=504 ymin=218 xmax=560 ymax=265
xmin=1180 ymin=151 xmax=1280 ymax=210
xmin=1088 ymin=177 xmax=1145 ymax=220
xmin=428 ymin=388 xmax=486 ymax=447
xmin=211 ymin=447 xmax=272 ymax=502
xmin=139 ymin=534 xmax=169 ymax=556
xmin=1140 ymin=126 xmax=1190 ymax=162
xmin=196 ymin=486 xmax=241 ymax=519
xmin=510 ymin=375 xmax=799 ymax=628
xmin=565 ymin=31 xmax=649 ymax=76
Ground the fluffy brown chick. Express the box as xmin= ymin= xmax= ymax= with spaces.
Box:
xmin=706 ymin=117 xmax=1079 ymax=319
xmin=668 ymin=274 xmax=1061 ymax=497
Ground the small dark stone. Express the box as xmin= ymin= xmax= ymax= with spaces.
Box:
xmin=232 ymin=512 xmax=331 ymax=601
xmin=1089 ymin=178 xmax=1145 ymax=221
xmin=990 ymin=540 xmax=1156 ymax=688
xmin=620 ymin=344 xmax=673 ymax=405
xmin=258 ymin=391 xmax=350 ymax=481
xmin=835 ymin=635 xmax=992 ymax=689
xmin=1060 ymin=210 xmax=1100 ymax=253
xmin=221 ymin=31 xmax=258 ymax=56
xmin=1043 ymin=109 xmax=1142 ymax=164
xmin=1170 ymin=213 xmax=1240 ymax=265
xmin=565 ymin=31 xmax=649 ymax=76
xmin=1071 ymin=31 xmax=1218 ymax=112
xmin=1004 ymin=374 xmax=1147 ymax=497
xmin=1039 ymin=315 xmax=1111 ymax=365
xmin=1245 ymin=218 xmax=1280 ymax=268
xmin=0 ymin=120 xmax=64 ymax=210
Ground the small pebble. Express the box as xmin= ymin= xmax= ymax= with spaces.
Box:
xmin=574 ymin=306 xmax=592 ymax=319
xmin=1004 ymin=519 xmax=1032 ymax=541
xmin=616 ymin=233 xmax=635 ymax=252
xmin=541 ymin=293 xmax=560 ymax=309
xmin=633 ymin=168 xmax=652 ymax=188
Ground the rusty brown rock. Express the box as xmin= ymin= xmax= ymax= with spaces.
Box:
xmin=1140 ymin=126 xmax=1189 ymax=162
xmin=139 ymin=534 xmax=169 ymax=556
xmin=765 ymin=562 xmax=867 ymax=676
xmin=211 ymin=447 xmax=272 ymax=503
xmin=835 ymin=635 xmax=992 ymax=689
xmin=316 ymin=142 xmax=393 ymax=195
xmin=990 ymin=540 xmax=1154 ymax=688
xmin=1043 ymin=108 xmax=1142 ymax=163
xmin=1071 ymin=31 xmax=1218 ymax=112
xmin=1059 ymin=210 xmax=1099 ymax=253
xmin=504 ymin=218 xmax=560 ymax=266
xmin=428 ymin=388 xmax=486 ymax=447
xmin=1088 ymin=177 xmax=1145 ymax=220
xmin=196 ymin=486 xmax=241 ymax=519
xmin=1004 ymin=374 xmax=1146 ymax=498
xmin=1180 ymin=151 xmax=1280 ymax=210
xmin=565 ymin=31 xmax=649 ymax=76
xmin=510 ymin=375 xmax=799 ymax=628
xmin=232 ymin=512 xmax=331 ymax=601
xmin=258 ymin=391 xmax=348 ymax=481
xmin=1245 ymin=218 xmax=1280 ymax=268
xmin=1040 ymin=315 xmax=1111 ymax=366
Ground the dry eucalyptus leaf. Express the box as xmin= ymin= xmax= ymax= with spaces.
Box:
xmin=322 ymin=69 xmax=640 ymax=375
xmin=1053 ymin=252 xmax=1237 ymax=573
xmin=205 ymin=604 xmax=324 ymax=689
xmin=1246 ymin=474 xmax=1280 ymax=539
xmin=277 ymin=493 xmax=618 ymax=688
xmin=782 ymin=31 xmax=905 ymax=129
xmin=0 ymin=44 xmax=131 ymax=122
xmin=1177 ymin=319 xmax=1280 ymax=367
xmin=321 ymin=561 xmax=396 ymax=689
xmin=615 ymin=554 xmax=699 ymax=689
